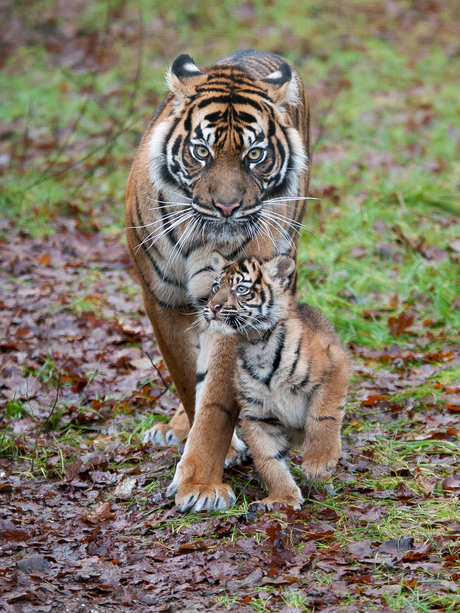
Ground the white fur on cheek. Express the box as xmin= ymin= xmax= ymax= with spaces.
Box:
xmin=147 ymin=117 xmax=175 ymax=193
xmin=284 ymin=127 xmax=307 ymax=197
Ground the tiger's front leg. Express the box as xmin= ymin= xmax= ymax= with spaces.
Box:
xmin=166 ymin=330 xmax=240 ymax=512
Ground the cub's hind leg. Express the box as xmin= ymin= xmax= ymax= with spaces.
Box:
xmin=243 ymin=415 xmax=303 ymax=510
xmin=302 ymin=353 xmax=350 ymax=480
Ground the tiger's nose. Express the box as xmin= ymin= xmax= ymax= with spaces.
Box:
xmin=214 ymin=201 xmax=241 ymax=217
xmin=210 ymin=303 xmax=222 ymax=314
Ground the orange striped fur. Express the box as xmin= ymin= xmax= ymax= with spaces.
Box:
xmin=125 ymin=50 xmax=311 ymax=512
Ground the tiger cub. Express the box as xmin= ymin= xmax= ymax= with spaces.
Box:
xmin=203 ymin=253 xmax=351 ymax=510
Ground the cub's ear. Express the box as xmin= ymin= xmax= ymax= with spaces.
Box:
xmin=211 ymin=250 xmax=230 ymax=273
xmin=261 ymin=63 xmax=300 ymax=106
xmin=166 ymin=54 xmax=207 ymax=99
xmin=264 ymin=254 xmax=296 ymax=288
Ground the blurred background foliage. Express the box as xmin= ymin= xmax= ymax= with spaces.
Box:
xmin=0 ymin=0 xmax=459 ymax=347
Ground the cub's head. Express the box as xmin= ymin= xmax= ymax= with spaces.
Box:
xmin=204 ymin=252 xmax=296 ymax=335
xmin=149 ymin=53 xmax=306 ymax=241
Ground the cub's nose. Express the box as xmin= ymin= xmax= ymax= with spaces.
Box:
xmin=210 ymin=303 xmax=222 ymax=314
xmin=214 ymin=201 xmax=241 ymax=217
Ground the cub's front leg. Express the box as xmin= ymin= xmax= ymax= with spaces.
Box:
xmin=166 ymin=330 xmax=240 ymax=512
xmin=243 ymin=412 xmax=303 ymax=510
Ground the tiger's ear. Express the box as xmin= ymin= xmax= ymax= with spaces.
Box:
xmin=261 ymin=63 xmax=300 ymax=107
xmin=211 ymin=250 xmax=230 ymax=273
xmin=166 ymin=54 xmax=207 ymax=99
xmin=264 ymin=254 xmax=296 ymax=288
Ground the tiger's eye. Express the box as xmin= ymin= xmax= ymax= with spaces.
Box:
xmin=212 ymin=282 xmax=220 ymax=293
xmin=247 ymin=148 xmax=263 ymax=161
xmin=195 ymin=145 xmax=210 ymax=159
xmin=236 ymin=285 xmax=250 ymax=294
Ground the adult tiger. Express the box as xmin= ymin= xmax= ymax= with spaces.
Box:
xmin=125 ymin=49 xmax=311 ymax=512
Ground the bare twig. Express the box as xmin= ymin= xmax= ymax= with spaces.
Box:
xmin=312 ymin=84 xmax=341 ymax=152
xmin=30 ymin=373 xmax=61 ymax=473
xmin=144 ymin=351 xmax=170 ymax=392
xmin=66 ymin=7 xmax=145 ymax=200
xmin=26 ymin=2 xmax=115 ymax=191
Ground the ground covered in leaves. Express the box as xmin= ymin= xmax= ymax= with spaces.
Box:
xmin=1 ymin=1 xmax=460 ymax=612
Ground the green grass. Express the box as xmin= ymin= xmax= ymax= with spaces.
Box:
xmin=2 ymin=1 xmax=459 ymax=346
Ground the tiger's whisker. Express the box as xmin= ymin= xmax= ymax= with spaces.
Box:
xmin=135 ymin=212 xmax=194 ymax=253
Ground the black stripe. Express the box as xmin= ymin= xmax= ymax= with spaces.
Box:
xmin=246 ymin=415 xmax=281 ymax=426
xmin=194 ymin=295 xmax=210 ymax=307
xmin=196 ymin=371 xmax=207 ymax=384
xmin=191 ymin=265 xmax=214 ymax=278
xmin=313 ymin=415 xmax=336 ymax=421
xmin=131 ymin=257 xmax=190 ymax=311
xmin=133 ymin=190 xmax=186 ymax=288
xmin=239 ymin=352 xmax=266 ymax=384
xmin=265 ymin=325 xmax=285 ymax=385
xmin=261 ymin=326 xmax=274 ymax=344
xmin=135 ymin=191 xmax=161 ymax=257
xmin=197 ymin=95 xmax=264 ymax=111
xmin=226 ymin=236 xmax=253 ymax=260
xmin=289 ymin=339 xmax=302 ymax=377
xmin=274 ymin=448 xmax=288 ymax=461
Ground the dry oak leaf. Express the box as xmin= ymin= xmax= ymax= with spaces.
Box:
xmin=0 ymin=519 xmax=31 ymax=542
xmin=85 ymin=501 xmax=115 ymax=523
xmin=388 ymin=311 xmax=415 ymax=336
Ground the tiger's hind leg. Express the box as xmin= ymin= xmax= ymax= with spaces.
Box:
xmin=243 ymin=415 xmax=303 ymax=510
xmin=143 ymin=409 xmax=250 ymax=466
xmin=142 ymin=404 xmax=190 ymax=446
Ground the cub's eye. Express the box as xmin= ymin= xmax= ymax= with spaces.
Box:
xmin=194 ymin=145 xmax=210 ymax=159
xmin=212 ymin=282 xmax=220 ymax=293
xmin=247 ymin=148 xmax=263 ymax=162
xmin=236 ymin=285 xmax=250 ymax=295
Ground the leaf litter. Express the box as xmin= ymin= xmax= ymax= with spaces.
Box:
xmin=2 ymin=1 xmax=460 ymax=612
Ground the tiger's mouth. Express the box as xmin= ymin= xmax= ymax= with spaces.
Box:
xmin=195 ymin=211 xmax=261 ymax=242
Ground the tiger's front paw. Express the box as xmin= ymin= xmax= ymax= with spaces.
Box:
xmin=166 ymin=481 xmax=236 ymax=513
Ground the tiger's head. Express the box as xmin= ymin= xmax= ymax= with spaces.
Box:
xmin=203 ymin=252 xmax=296 ymax=335
xmin=148 ymin=54 xmax=307 ymax=243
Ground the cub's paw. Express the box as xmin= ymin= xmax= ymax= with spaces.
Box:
xmin=166 ymin=482 xmax=236 ymax=513
xmin=302 ymin=455 xmax=339 ymax=481
xmin=256 ymin=493 xmax=303 ymax=511
xmin=142 ymin=423 xmax=181 ymax=446
xmin=224 ymin=432 xmax=252 ymax=468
